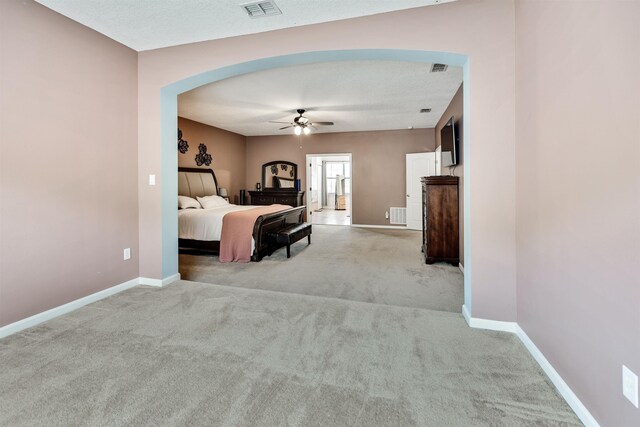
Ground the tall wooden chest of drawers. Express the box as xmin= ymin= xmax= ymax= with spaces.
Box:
xmin=421 ymin=176 xmax=459 ymax=265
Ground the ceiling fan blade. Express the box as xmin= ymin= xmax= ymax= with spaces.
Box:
xmin=269 ymin=121 xmax=292 ymax=124
xmin=279 ymin=125 xmax=293 ymax=130
xmin=310 ymin=122 xmax=334 ymax=126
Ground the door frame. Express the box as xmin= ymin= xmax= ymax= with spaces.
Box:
xmin=306 ymin=153 xmax=353 ymax=225
xmin=406 ymin=152 xmax=437 ymax=230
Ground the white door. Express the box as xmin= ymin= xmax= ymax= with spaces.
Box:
xmin=306 ymin=158 xmax=314 ymax=220
xmin=306 ymin=156 xmax=321 ymax=221
xmin=406 ymin=152 xmax=436 ymax=230
xmin=435 ymin=145 xmax=442 ymax=176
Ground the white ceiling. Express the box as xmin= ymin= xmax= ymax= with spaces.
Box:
xmin=34 ymin=0 xmax=455 ymax=51
xmin=178 ymin=60 xmax=463 ymax=136
xmin=34 ymin=1 xmax=462 ymax=136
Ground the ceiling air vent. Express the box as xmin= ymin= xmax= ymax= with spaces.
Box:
xmin=420 ymin=108 xmax=432 ymax=113
xmin=241 ymin=1 xmax=282 ymax=18
xmin=430 ymin=63 xmax=448 ymax=73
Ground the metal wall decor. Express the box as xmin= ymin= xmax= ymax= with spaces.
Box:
xmin=177 ymin=129 xmax=189 ymax=154
xmin=195 ymin=143 xmax=212 ymax=166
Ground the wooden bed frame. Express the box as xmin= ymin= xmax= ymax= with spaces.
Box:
xmin=177 ymin=167 xmax=305 ymax=261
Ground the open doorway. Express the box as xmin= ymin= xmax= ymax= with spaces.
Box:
xmin=306 ymin=154 xmax=352 ymax=226
xmin=162 ymin=52 xmax=470 ymax=311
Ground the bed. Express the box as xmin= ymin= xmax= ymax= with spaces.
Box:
xmin=177 ymin=167 xmax=305 ymax=261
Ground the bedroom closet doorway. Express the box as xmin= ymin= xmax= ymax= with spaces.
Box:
xmin=306 ymin=154 xmax=352 ymax=226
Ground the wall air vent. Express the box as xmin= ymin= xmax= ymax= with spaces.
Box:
xmin=431 ymin=63 xmax=448 ymax=73
xmin=241 ymin=1 xmax=282 ymax=18
xmin=420 ymin=108 xmax=432 ymax=113
xmin=390 ymin=207 xmax=407 ymax=225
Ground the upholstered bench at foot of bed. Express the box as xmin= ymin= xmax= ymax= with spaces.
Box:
xmin=269 ymin=223 xmax=312 ymax=258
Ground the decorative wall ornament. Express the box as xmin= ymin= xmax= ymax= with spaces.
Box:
xmin=195 ymin=143 xmax=212 ymax=166
xmin=290 ymin=169 xmax=294 ymax=177
xmin=177 ymin=129 xmax=189 ymax=154
xmin=280 ymin=164 xmax=288 ymax=171
xmin=270 ymin=165 xmax=278 ymax=175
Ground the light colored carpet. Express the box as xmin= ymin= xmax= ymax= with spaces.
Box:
xmin=0 ymin=281 xmax=580 ymax=426
xmin=180 ymin=225 xmax=464 ymax=313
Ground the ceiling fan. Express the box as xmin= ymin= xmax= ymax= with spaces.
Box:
xmin=270 ymin=109 xmax=334 ymax=135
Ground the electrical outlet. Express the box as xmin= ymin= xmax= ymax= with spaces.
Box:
xmin=148 ymin=174 xmax=156 ymax=186
xmin=123 ymin=248 xmax=131 ymax=261
xmin=385 ymin=211 xmax=389 ymax=219
xmin=623 ymin=365 xmax=639 ymax=408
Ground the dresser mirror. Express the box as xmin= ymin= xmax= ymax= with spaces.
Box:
xmin=262 ymin=161 xmax=297 ymax=190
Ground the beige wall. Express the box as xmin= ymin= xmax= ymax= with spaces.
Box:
xmin=138 ymin=0 xmax=518 ymax=322
xmin=435 ymin=84 xmax=464 ymax=265
xmin=0 ymin=1 xmax=139 ymax=326
xmin=2 ymin=0 xmax=637 ymax=423
xmin=177 ymin=117 xmax=246 ymax=200
xmin=246 ymin=129 xmax=435 ymax=226
xmin=515 ymin=1 xmax=640 ymax=425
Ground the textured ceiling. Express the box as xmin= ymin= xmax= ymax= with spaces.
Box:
xmin=34 ymin=0 xmax=455 ymax=51
xmin=178 ymin=60 xmax=463 ymax=136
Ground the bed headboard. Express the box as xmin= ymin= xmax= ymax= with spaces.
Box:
xmin=178 ymin=167 xmax=219 ymax=198
xmin=273 ymin=176 xmax=295 ymax=188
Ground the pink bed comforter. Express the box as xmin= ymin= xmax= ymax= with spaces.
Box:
xmin=219 ymin=204 xmax=291 ymax=263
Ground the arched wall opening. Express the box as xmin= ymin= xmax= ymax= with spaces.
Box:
xmin=159 ymin=49 xmax=472 ymax=311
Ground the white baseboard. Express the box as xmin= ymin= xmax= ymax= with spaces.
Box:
xmin=139 ymin=273 xmax=180 ymax=287
xmin=461 ymin=304 xmax=517 ymax=333
xmin=461 ymin=305 xmax=600 ymax=427
xmin=458 ymin=263 xmax=464 ymax=274
xmin=516 ymin=325 xmax=600 ymax=427
xmin=351 ymin=224 xmax=408 ymax=230
xmin=461 ymin=303 xmax=472 ymax=324
xmin=0 ymin=274 xmax=182 ymax=339
xmin=164 ymin=273 xmax=181 ymax=285
xmin=0 ymin=277 xmax=139 ymax=339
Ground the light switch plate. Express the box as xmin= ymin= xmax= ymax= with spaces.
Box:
xmin=623 ymin=365 xmax=639 ymax=408
xmin=123 ymin=248 xmax=131 ymax=261
xmin=148 ymin=174 xmax=156 ymax=186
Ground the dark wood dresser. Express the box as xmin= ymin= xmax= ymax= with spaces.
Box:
xmin=248 ymin=190 xmax=305 ymax=207
xmin=421 ymin=176 xmax=459 ymax=265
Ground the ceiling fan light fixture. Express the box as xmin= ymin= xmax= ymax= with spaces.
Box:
xmin=273 ymin=108 xmax=334 ymax=135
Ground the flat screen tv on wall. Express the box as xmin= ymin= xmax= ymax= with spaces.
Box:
xmin=440 ymin=116 xmax=458 ymax=167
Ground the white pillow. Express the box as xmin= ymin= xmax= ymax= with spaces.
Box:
xmin=178 ymin=195 xmax=201 ymax=209
xmin=197 ymin=195 xmax=229 ymax=209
